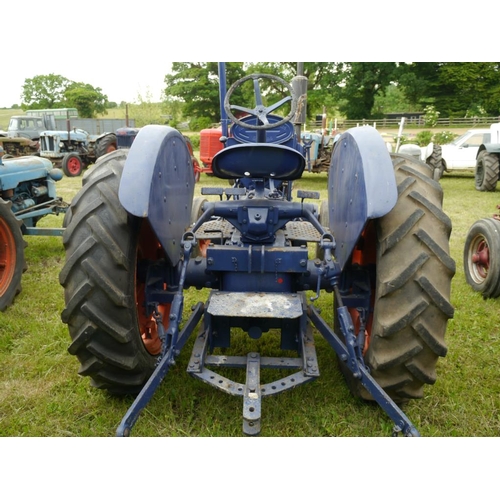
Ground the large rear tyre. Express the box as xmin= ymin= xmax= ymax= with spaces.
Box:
xmin=95 ymin=134 xmax=117 ymax=160
xmin=191 ymin=196 xmax=209 ymax=258
xmin=463 ymin=218 xmax=500 ymax=298
xmin=426 ymin=144 xmax=444 ymax=181
xmin=339 ymin=153 xmax=455 ymax=403
xmin=0 ymin=199 xmax=27 ymax=311
xmin=316 ymin=199 xmax=329 ymax=261
xmin=59 ymin=149 xmax=169 ymax=394
xmin=475 ymin=151 xmax=499 ymax=192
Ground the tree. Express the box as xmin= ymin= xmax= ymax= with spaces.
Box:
xmin=336 ymin=63 xmax=399 ymax=119
xmin=21 ymin=74 xmax=110 ymax=117
xmin=64 ymin=83 xmax=108 ymax=118
xmin=128 ymin=90 xmax=167 ymax=127
xmin=397 ymin=62 xmax=438 ymax=110
xmin=399 ymin=62 xmax=500 ymax=117
xmin=435 ymin=62 xmax=500 ymax=117
xmin=164 ymin=62 xmax=347 ymax=125
xmin=245 ymin=62 xmax=343 ymax=119
xmin=21 ymin=74 xmax=71 ymax=110
xmin=164 ymin=63 xmax=248 ymax=124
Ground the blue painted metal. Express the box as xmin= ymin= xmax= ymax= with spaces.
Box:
xmin=328 ymin=126 xmax=397 ymax=270
xmin=115 ymin=64 xmax=420 ymax=438
xmin=119 ymin=125 xmax=195 ymax=266
xmin=0 ymin=154 xmax=68 ymax=235
xmin=308 ymin=301 xmax=419 ymax=437
xmin=218 ymin=63 xmax=230 ymax=138
xmin=212 ymin=143 xmax=305 ymax=180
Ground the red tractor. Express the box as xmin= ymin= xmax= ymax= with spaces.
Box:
xmin=198 ymin=127 xmax=223 ymax=179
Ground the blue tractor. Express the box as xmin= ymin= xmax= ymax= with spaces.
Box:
xmin=0 ymin=148 xmax=67 ymax=311
xmin=59 ymin=64 xmax=455 ymax=436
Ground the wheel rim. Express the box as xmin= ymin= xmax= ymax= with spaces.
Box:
xmin=67 ymin=157 xmax=81 ymax=175
xmin=135 ymin=221 xmax=170 ymax=355
xmin=468 ymin=233 xmax=489 ymax=283
xmin=0 ymin=217 xmax=16 ymax=296
xmin=348 ymin=222 xmax=376 ymax=354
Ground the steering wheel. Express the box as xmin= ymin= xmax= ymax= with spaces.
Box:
xmin=224 ymin=73 xmax=297 ymax=130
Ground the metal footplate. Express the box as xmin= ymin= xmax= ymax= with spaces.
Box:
xmin=187 ymin=314 xmax=320 ymax=435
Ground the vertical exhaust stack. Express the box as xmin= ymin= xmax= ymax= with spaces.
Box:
xmin=292 ymin=62 xmax=308 ymax=141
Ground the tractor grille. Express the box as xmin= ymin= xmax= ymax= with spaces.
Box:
xmin=40 ymin=135 xmax=55 ymax=151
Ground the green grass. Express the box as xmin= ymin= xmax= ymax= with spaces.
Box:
xmin=1 ymin=164 xmax=499 ymax=438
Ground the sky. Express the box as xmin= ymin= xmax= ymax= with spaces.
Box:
xmin=1 ymin=2 xmax=178 ymax=107
xmin=0 ymin=2 xmax=476 ymax=109
xmin=0 ymin=0 xmax=470 ymax=108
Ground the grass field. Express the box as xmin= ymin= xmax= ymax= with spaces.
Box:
xmin=1 ymin=153 xmax=499 ymax=439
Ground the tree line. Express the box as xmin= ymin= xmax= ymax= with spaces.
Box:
xmin=19 ymin=74 xmax=111 ymax=118
xmin=163 ymin=62 xmax=500 ymax=127
xmin=19 ymin=63 xmax=500 ymax=124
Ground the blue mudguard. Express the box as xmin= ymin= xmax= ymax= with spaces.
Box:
xmin=118 ymin=125 xmax=195 ymax=267
xmin=328 ymin=126 xmax=397 ymax=270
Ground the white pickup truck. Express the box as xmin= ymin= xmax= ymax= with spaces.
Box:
xmin=400 ymin=127 xmax=493 ymax=182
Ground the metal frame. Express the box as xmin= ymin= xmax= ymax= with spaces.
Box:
xmin=115 ymin=63 xmax=420 ymax=437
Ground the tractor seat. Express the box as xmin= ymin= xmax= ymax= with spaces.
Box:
xmin=211 ymin=143 xmax=306 ymax=180
xmin=230 ymin=116 xmax=295 ymax=146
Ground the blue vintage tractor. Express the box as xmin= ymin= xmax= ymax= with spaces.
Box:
xmin=59 ymin=64 xmax=455 ymax=436
xmin=0 ymin=147 xmax=67 ymax=311
xmin=39 ymin=128 xmax=117 ymax=177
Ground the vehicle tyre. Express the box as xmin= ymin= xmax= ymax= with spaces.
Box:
xmin=337 ymin=153 xmax=455 ymax=403
xmin=475 ymin=151 xmax=499 ymax=192
xmin=95 ymin=134 xmax=117 ymax=160
xmin=426 ymin=144 xmax=444 ymax=181
xmin=191 ymin=196 xmax=209 ymax=257
xmin=0 ymin=199 xmax=27 ymax=311
xmin=62 ymin=153 xmax=84 ymax=177
xmin=59 ymin=149 xmax=169 ymax=394
xmin=316 ymin=199 xmax=329 ymax=261
xmin=463 ymin=218 xmax=500 ymax=298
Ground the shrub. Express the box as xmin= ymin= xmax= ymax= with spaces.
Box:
xmin=415 ymin=130 xmax=433 ymax=146
xmin=433 ymin=131 xmax=457 ymax=145
xmin=189 ymin=117 xmax=212 ymax=131
xmin=397 ymin=135 xmax=412 ymax=146
xmin=423 ymin=105 xmax=440 ymax=127
xmin=188 ymin=134 xmax=200 ymax=149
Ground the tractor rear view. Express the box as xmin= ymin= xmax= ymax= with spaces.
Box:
xmin=59 ymin=63 xmax=455 ymax=436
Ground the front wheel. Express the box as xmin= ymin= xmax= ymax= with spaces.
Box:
xmin=95 ymin=134 xmax=117 ymax=159
xmin=59 ymin=150 xmax=170 ymax=394
xmin=0 ymin=199 xmax=27 ymax=311
xmin=463 ymin=218 xmax=500 ymax=298
xmin=338 ymin=153 xmax=455 ymax=403
xmin=62 ymin=153 xmax=84 ymax=177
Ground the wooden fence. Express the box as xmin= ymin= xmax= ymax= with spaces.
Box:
xmin=307 ymin=116 xmax=500 ymax=130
